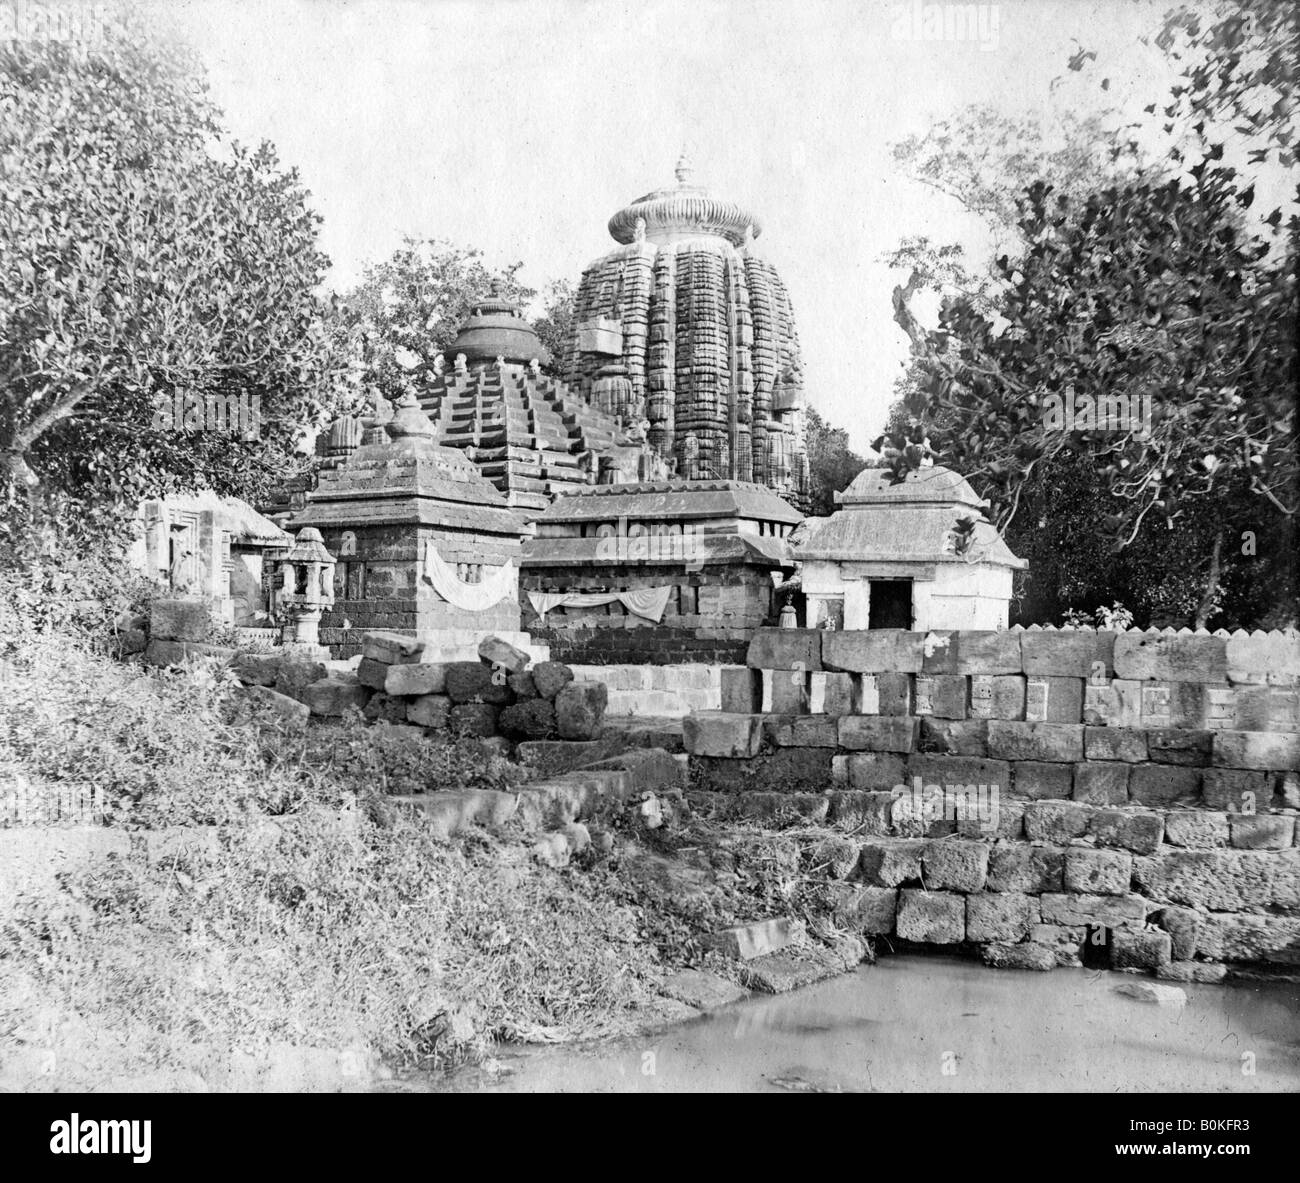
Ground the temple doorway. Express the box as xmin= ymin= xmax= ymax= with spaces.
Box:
xmin=868 ymin=579 xmax=912 ymax=629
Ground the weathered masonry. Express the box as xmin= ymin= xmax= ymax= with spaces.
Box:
xmin=289 ymin=392 xmax=529 ymax=659
xmin=561 ymin=154 xmax=811 ymax=508
xmin=797 ymin=465 xmax=1026 ymax=630
xmin=683 ymin=626 xmax=1300 ymax=976
xmin=520 ymin=478 xmax=802 ymax=665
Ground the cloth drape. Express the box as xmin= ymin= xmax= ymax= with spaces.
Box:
xmin=422 ymin=543 xmax=517 ymax=611
xmin=527 ymin=586 xmax=673 ymax=623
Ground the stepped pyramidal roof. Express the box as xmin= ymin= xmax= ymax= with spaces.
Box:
xmin=291 ymin=391 xmax=525 ymax=539
xmin=416 ymin=296 xmax=626 ymax=517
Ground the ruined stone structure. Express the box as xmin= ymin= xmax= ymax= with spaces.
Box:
xmin=288 ymin=391 xmax=530 ymax=658
xmin=797 ymin=465 xmax=1026 ymax=631
xmin=562 ymin=155 xmax=810 ymax=508
xmin=299 ymin=297 xmax=667 ymax=524
xmin=683 ymin=626 xmax=1300 ymax=975
xmin=521 ymin=478 xmax=802 ymax=664
xmin=129 ymin=491 xmax=290 ymax=626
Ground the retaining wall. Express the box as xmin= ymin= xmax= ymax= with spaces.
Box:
xmin=569 ymin=663 xmax=730 ymax=717
xmin=682 ymin=626 xmax=1300 ymax=976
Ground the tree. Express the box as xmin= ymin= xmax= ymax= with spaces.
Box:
xmin=343 ymin=240 xmax=575 ymax=406
xmin=0 ymin=8 xmax=352 ymax=541
xmin=884 ymin=0 xmax=1298 ymax=627
xmin=532 ymin=279 xmax=574 ymax=369
xmin=803 ymin=406 xmax=871 ymax=517
xmin=1155 ymin=0 xmax=1297 ymax=169
xmin=887 ymin=105 xmax=1153 ymax=316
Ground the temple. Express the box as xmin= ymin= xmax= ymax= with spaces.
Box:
xmin=520 ymin=478 xmax=802 ymax=664
xmin=796 ymin=465 xmax=1026 ymax=630
xmin=560 ymin=154 xmax=811 ymax=508
xmin=288 ymin=391 xmax=531 ymax=658
xmin=260 ymin=154 xmax=960 ymax=658
xmin=413 ymin=296 xmax=659 ymax=519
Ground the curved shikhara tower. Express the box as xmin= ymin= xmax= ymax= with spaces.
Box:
xmin=562 ymin=155 xmax=810 ymax=508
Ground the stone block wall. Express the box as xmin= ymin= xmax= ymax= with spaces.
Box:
xmin=682 ymin=626 xmax=1300 ymax=976
xmin=568 ymin=663 xmax=728 ymax=717
xmin=315 ymin=524 xmax=522 ymax=658
xmin=520 ymin=562 xmax=773 ymax=665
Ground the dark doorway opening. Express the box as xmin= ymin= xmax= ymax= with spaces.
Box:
xmin=869 ymin=580 xmax=913 ymax=629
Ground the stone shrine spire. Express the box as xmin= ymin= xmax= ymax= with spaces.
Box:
xmin=562 ymin=155 xmax=809 ymax=509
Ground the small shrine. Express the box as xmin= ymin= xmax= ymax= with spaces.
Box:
xmin=520 ymin=478 xmax=803 ymax=663
xmin=288 ymin=391 xmax=530 ymax=658
xmin=795 ymin=465 xmax=1027 ymax=631
xmin=129 ymin=491 xmax=291 ymax=626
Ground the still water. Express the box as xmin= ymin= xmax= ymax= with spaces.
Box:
xmin=428 ymin=954 xmax=1300 ymax=1093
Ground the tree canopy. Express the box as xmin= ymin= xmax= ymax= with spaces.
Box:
xmin=0 ymin=8 xmax=351 ymax=545
xmin=341 ymin=241 xmax=576 ymax=409
xmin=883 ymin=0 xmax=1298 ymax=627
xmin=803 ymin=405 xmax=871 ymax=518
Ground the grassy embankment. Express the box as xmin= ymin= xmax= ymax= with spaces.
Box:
xmin=0 ymin=624 xmax=857 ymax=1089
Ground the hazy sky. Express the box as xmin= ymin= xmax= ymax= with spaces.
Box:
xmin=165 ymin=0 xmax=1182 ymax=448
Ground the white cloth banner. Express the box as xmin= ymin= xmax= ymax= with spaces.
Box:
xmin=422 ymin=543 xmax=517 ymax=612
xmin=527 ymin=586 xmax=673 ymax=623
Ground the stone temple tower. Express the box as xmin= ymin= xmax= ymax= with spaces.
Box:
xmin=562 ymin=154 xmax=810 ymax=509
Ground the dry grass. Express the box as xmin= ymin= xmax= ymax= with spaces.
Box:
xmin=0 ymin=633 xmax=666 ymax=1087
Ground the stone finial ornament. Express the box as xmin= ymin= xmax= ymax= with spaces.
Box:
xmin=633 ymin=216 xmax=646 ymax=243
xmin=385 ymin=390 xmax=437 ymax=440
xmin=455 ymin=352 xmax=467 ymax=373
xmin=433 ymin=352 xmax=445 ymax=375
xmin=675 ymin=149 xmax=694 ymax=185
xmin=529 ymin=358 xmax=541 ymax=376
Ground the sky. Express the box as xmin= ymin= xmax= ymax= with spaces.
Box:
xmin=164 ymin=0 xmax=1191 ymax=449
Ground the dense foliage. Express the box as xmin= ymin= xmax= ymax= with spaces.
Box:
xmin=0 ymin=7 xmax=352 ymax=543
xmin=884 ymin=0 xmax=1298 ymax=627
xmin=804 ymin=406 xmax=871 ymax=517
xmin=342 ymin=240 xmax=576 ymax=408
